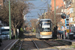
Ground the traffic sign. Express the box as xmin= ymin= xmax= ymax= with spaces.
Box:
xmin=65 ymin=15 xmax=69 ymax=30
xmin=66 ymin=29 xmax=69 ymax=33
xmin=61 ymin=13 xmax=66 ymax=19
xmin=66 ymin=26 xmax=69 ymax=29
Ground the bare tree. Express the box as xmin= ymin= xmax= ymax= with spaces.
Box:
xmin=44 ymin=7 xmax=64 ymax=30
xmin=0 ymin=0 xmax=30 ymax=36
xmin=30 ymin=19 xmax=38 ymax=29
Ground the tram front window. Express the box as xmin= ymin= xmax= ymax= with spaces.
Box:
xmin=43 ymin=23 xmax=50 ymax=25
xmin=42 ymin=28 xmax=51 ymax=32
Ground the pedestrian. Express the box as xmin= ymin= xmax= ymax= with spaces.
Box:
xmin=53 ymin=25 xmax=58 ymax=39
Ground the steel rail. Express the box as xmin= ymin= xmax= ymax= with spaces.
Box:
xmin=32 ymin=40 xmax=39 ymax=50
xmin=19 ymin=41 xmax=23 ymax=50
xmin=56 ymin=40 xmax=70 ymax=45
xmin=43 ymin=40 xmax=59 ymax=49
xmin=19 ymin=39 xmax=25 ymax=50
xmin=43 ymin=40 xmax=53 ymax=47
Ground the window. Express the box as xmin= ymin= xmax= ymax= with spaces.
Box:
xmin=1 ymin=32 xmax=9 ymax=35
xmin=1 ymin=29 xmax=9 ymax=32
xmin=42 ymin=28 xmax=51 ymax=32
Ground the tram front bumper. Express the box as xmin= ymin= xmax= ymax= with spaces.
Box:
xmin=40 ymin=35 xmax=52 ymax=38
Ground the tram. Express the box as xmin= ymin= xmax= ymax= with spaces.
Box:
xmin=36 ymin=19 xmax=52 ymax=39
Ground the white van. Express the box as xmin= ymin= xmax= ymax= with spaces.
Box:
xmin=0 ymin=26 xmax=12 ymax=40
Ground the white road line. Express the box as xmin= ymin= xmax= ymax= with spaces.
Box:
xmin=8 ymin=39 xmax=19 ymax=50
xmin=3 ymin=40 xmax=15 ymax=50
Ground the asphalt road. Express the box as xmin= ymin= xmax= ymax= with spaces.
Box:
xmin=0 ymin=39 xmax=17 ymax=50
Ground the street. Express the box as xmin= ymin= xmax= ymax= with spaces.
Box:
xmin=0 ymin=39 xmax=18 ymax=50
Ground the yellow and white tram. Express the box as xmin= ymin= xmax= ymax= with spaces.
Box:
xmin=36 ymin=19 xmax=52 ymax=39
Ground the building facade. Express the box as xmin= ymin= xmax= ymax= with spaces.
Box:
xmin=51 ymin=0 xmax=64 ymax=11
xmin=50 ymin=0 xmax=73 ymax=30
xmin=70 ymin=0 xmax=75 ymax=24
xmin=50 ymin=0 xmax=65 ymax=30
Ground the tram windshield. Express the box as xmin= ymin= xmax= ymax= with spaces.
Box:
xmin=40 ymin=20 xmax=51 ymax=32
xmin=42 ymin=28 xmax=51 ymax=32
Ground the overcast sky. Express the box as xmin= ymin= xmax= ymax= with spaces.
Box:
xmin=25 ymin=0 xmax=51 ymax=21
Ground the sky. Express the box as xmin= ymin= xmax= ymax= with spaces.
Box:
xmin=25 ymin=0 xmax=51 ymax=21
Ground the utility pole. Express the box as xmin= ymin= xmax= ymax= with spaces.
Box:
xmin=47 ymin=0 xmax=50 ymax=11
xmin=54 ymin=0 xmax=56 ymax=27
xmin=39 ymin=9 xmax=46 ymax=19
xmin=9 ymin=0 xmax=11 ymax=39
xmin=47 ymin=0 xmax=50 ymax=19
xmin=44 ymin=9 xmax=46 ymax=19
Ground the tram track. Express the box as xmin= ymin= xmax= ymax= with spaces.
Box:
xmin=18 ymin=33 xmax=72 ymax=50
xmin=21 ymin=34 xmax=53 ymax=50
xmin=19 ymin=41 xmax=23 ymax=50
xmin=44 ymin=39 xmax=68 ymax=46
xmin=19 ymin=38 xmax=71 ymax=50
xmin=43 ymin=40 xmax=54 ymax=47
xmin=31 ymin=40 xmax=60 ymax=50
xmin=20 ymin=33 xmax=37 ymax=50
xmin=31 ymin=40 xmax=52 ymax=50
xmin=56 ymin=40 xmax=71 ymax=46
xmin=32 ymin=40 xmax=39 ymax=50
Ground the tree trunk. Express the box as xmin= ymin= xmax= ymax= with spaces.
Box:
xmin=13 ymin=27 xmax=17 ymax=39
xmin=13 ymin=27 xmax=16 ymax=36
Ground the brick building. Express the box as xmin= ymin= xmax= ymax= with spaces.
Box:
xmin=51 ymin=0 xmax=64 ymax=11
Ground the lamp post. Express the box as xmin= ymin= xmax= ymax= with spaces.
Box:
xmin=9 ymin=0 xmax=11 ymax=39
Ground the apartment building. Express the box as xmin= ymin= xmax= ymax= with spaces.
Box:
xmin=50 ymin=0 xmax=73 ymax=30
xmin=70 ymin=0 xmax=75 ymax=24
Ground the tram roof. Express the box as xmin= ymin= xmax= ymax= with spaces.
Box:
xmin=40 ymin=19 xmax=51 ymax=21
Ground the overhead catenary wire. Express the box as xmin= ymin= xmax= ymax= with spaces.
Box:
xmin=28 ymin=0 xmax=50 ymax=9
xmin=26 ymin=0 xmax=51 ymax=19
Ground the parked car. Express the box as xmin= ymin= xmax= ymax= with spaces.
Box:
xmin=0 ymin=35 xmax=2 ymax=46
xmin=69 ymin=32 xmax=74 ymax=40
xmin=0 ymin=26 xmax=13 ymax=40
xmin=70 ymin=26 xmax=75 ymax=39
xmin=73 ymin=32 xmax=75 ymax=38
xmin=1 ymin=31 xmax=10 ymax=40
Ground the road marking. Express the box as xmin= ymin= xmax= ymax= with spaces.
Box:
xmin=3 ymin=40 xmax=15 ymax=50
xmin=8 ymin=39 xmax=19 ymax=50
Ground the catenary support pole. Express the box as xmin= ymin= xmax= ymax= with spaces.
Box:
xmin=9 ymin=0 xmax=11 ymax=39
xmin=54 ymin=0 xmax=56 ymax=27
